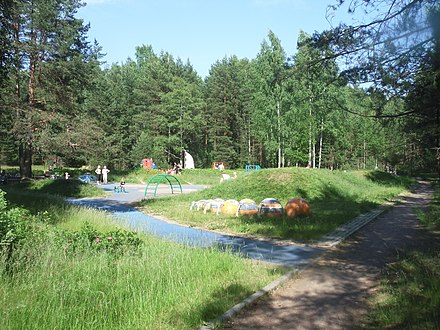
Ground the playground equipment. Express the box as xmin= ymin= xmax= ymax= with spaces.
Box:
xmin=142 ymin=158 xmax=157 ymax=169
xmin=245 ymin=165 xmax=261 ymax=172
xmin=207 ymin=198 xmax=224 ymax=214
xmin=78 ymin=173 xmax=97 ymax=183
xmin=144 ymin=174 xmax=182 ymax=198
xmin=114 ymin=185 xmax=127 ymax=193
xmin=237 ymin=199 xmax=258 ymax=216
xmin=285 ymin=197 xmax=311 ymax=217
xmin=258 ymin=198 xmax=284 ymax=217
xmin=212 ymin=162 xmax=225 ymax=170
xmin=220 ymin=199 xmax=240 ymax=215
xmin=190 ymin=199 xmax=211 ymax=211
xmin=184 ymin=150 xmax=195 ymax=169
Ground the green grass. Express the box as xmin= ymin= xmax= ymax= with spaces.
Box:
xmin=417 ymin=181 xmax=440 ymax=231
xmin=137 ymin=168 xmax=413 ymax=242
xmin=0 ymin=181 xmax=281 ymax=329
xmin=366 ymin=250 xmax=440 ymax=329
xmin=0 ymin=236 xmax=280 ymax=330
xmin=1 ymin=179 xmax=105 ymax=212
xmin=365 ymin=181 xmax=440 ymax=329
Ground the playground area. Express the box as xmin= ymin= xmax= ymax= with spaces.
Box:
xmin=93 ymin=181 xmax=208 ymax=204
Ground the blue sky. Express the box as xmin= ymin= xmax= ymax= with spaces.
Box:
xmin=78 ymin=0 xmax=355 ymax=78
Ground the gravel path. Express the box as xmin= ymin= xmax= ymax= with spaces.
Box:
xmin=218 ymin=180 xmax=439 ymax=330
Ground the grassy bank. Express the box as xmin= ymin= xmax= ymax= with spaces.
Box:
xmin=365 ymin=181 xmax=440 ymax=329
xmin=0 ymin=183 xmax=281 ymax=329
xmin=0 ymin=179 xmax=106 ymax=221
xmin=0 ymin=233 xmax=280 ymax=329
xmin=137 ymin=168 xmax=413 ymax=242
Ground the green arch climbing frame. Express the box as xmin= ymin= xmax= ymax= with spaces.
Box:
xmin=144 ymin=174 xmax=183 ymax=198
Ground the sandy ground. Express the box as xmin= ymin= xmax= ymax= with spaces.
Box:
xmin=219 ymin=181 xmax=439 ymax=330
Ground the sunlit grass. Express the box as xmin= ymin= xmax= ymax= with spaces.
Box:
xmin=137 ymin=168 xmax=413 ymax=242
xmin=0 ymin=235 xmax=281 ymax=330
xmin=0 ymin=182 xmax=282 ymax=329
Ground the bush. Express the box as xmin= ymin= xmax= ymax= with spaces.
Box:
xmin=0 ymin=189 xmax=51 ymax=274
xmin=54 ymin=222 xmax=143 ymax=257
xmin=0 ymin=190 xmax=33 ymax=246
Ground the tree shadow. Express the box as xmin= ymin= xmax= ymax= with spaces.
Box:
xmin=190 ymin=283 xmax=254 ymax=326
xmin=365 ymin=170 xmax=413 ymax=187
xmin=236 ymin=183 xmax=380 ymax=241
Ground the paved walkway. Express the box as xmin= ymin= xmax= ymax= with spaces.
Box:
xmin=216 ymin=181 xmax=439 ymax=330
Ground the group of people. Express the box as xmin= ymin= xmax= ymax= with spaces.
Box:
xmin=166 ymin=162 xmax=182 ymax=175
xmin=95 ymin=165 xmax=110 ymax=184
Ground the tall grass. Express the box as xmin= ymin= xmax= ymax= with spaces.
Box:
xmin=138 ymin=168 xmax=413 ymax=242
xmin=366 ymin=250 xmax=440 ymax=329
xmin=0 ymin=237 xmax=279 ymax=329
xmin=0 ymin=186 xmax=281 ymax=329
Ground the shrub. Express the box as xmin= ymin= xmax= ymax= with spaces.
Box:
xmin=0 ymin=190 xmax=32 ymax=246
xmin=54 ymin=222 xmax=143 ymax=257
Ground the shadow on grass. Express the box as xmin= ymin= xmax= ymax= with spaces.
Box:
xmin=193 ymin=283 xmax=254 ymax=323
xmin=1 ymin=179 xmax=105 ymax=216
xmin=365 ymin=170 xmax=413 ymax=187
xmin=2 ymin=179 xmax=103 ymax=198
xmin=235 ymin=184 xmax=379 ymax=241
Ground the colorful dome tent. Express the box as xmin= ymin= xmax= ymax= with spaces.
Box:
xmin=190 ymin=200 xmax=212 ymax=211
xmin=258 ymin=198 xmax=284 ymax=217
xmin=220 ymin=199 xmax=240 ymax=215
xmin=207 ymin=198 xmax=225 ymax=215
xmin=285 ymin=197 xmax=311 ymax=217
xmin=236 ymin=198 xmax=258 ymax=216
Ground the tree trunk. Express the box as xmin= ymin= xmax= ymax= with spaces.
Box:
xmin=307 ymin=106 xmax=312 ymax=168
xmin=19 ymin=24 xmax=38 ymax=179
xmin=277 ymin=100 xmax=281 ymax=168
xmin=318 ymin=117 xmax=324 ymax=169
xmin=363 ymin=140 xmax=367 ymax=169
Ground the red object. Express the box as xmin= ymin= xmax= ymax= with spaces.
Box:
xmin=212 ymin=162 xmax=224 ymax=169
xmin=285 ymin=197 xmax=311 ymax=217
xmin=143 ymin=158 xmax=153 ymax=169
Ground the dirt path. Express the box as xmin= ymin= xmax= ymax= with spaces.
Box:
xmin=220 ymin=181 xmax=439 ymax=330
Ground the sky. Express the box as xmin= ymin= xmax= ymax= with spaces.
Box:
xmin=77 ymin=0 xmax=357 ymax=78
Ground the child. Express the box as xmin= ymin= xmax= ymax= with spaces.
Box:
xmin=115 ymin=177 xmax=126 ymax=193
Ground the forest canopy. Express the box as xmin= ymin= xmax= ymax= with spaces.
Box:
xmin=0 ymin=0 xmax=438 ymax=176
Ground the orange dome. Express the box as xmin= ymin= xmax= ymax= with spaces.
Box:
xmin=285 ymin=197 xmax=310 ymax=217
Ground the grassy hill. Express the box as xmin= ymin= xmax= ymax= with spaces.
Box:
xmin=137 ymin=168 xmax=413 ymax=242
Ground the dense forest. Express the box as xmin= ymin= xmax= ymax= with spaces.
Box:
xmin=0 ymin=0 xmax=439 ymax=176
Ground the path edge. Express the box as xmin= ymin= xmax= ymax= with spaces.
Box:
xmin=198 ymin=191 xmax=408 ymax=330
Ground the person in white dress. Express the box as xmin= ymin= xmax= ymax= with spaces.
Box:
xmin=102 ymin=165 xmax=110 ymax=184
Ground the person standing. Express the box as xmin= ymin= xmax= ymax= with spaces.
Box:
xmin=102 ymin=165 xmax=110 ymax=184
xmin=95 ymin=165 xmax=102 ymax=184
